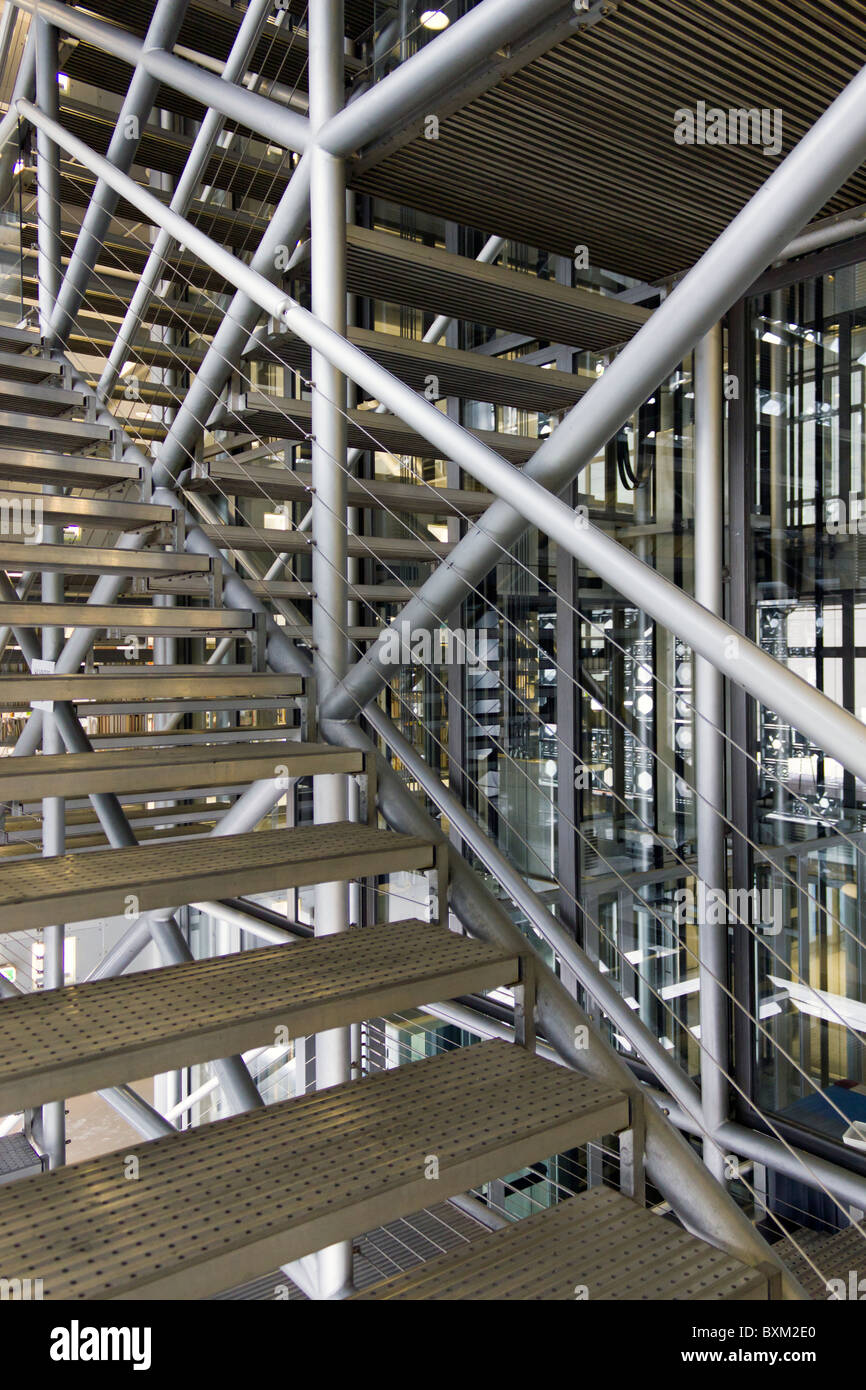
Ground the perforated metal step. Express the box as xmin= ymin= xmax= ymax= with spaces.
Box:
xmin=350 ymin=1186 xmax=780 ymax=1301
xmin=0 ymin=1041 xmax=629 ymax=1299
xmin=0 ymin=920 xmax=519 ymax=1112
xmin=0 ymin=740 xmax=360 ymax=803
xmin=0 ymin=350 xmax=62 ymax=385
xmin=0 ymin=822 xmax=433 ymax=934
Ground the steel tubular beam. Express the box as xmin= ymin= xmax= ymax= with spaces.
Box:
xmin=5 ymin=0 xmax=309 ymax=154
xmin=44 ymin=0 xmax=191 ymax=349
xmin=98 ymin=0 xmax=276 ymax=401
xmin=361 ymin=701 xmax=708 ymax=1123
xmin=151 ymin=152 xmax=312 ymax=486
xmin=694 ymin=325 xmax=730 ymax=1183
xmin=307 ymin=0 xmax=353 ymax=1302
xmin=319 ymin=55 xmax=866 ymax=731
xmin=0 ymin=23 xmax=34 ymax=201
xmin=21 ymin=93 xmax=866 ymax=789
xmin=34 ymin=16 xmax=60 ymax=335
xmin=316 ymin=0 xmax=574 ymax=158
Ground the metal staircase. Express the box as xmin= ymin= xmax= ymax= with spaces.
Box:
xmin=0 ymin=326 xmax=786 ymax=1299
xmin=6 ymin=0 xmax=866 ymax=1307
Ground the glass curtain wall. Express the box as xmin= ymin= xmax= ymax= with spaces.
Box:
xmin=744 ymin=258 xmax=866 ymax=1158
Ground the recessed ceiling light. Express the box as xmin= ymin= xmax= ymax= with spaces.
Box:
xmin=420 ymin=9 xmax=450 ymax=30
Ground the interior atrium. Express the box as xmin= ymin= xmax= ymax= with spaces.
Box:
xmin=1 ymin=0 xmax=866 ymax=1330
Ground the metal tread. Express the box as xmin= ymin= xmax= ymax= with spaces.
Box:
xmin=0 ymin=739 xmax=359 ymax=801
xmin=145 ymin=575 xmax=416 ymax=603
xmin=0 ymin=377 xmax=86 ymax=418
xmin=0 ymin=446 xmax=140 ymax=489
xmin=0 ymin=920 xmax=520 ymax=1112
xmin=190 ymin=457 xmax=494 ymax=516
xmin=0 ymin=603 xmax=254 ymax=633
xmin=0 ymin=671 xmax=302 ymax=703
xmin=0 ymin=491 xmax=173 ymax=531
xmin=201 ymin=520 xmax=453 ymax=561
xmin=248 ymin=326 xmax=595 ymax=412
xmin=0 ymin=410 xmax=112 ymax=450
xmin=0 ymin=1041 xmax=629 ymax=1299
xmin=0 ymin=542 xmax=212 ymax=578
xmin=0 ymin=822 xmax=433 ymax=934
xmin=350 ymin=1186 xmax=779 ymax=1301
xmin=209 ymin=393 xmax=541 ymax=467
xmin=0 ymin=349 xmax=62 ymax=384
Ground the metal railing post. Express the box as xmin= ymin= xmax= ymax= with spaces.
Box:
xmin=307 ymin=0 xmax=353 ymax=1302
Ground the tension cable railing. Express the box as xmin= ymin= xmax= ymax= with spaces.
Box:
xmin=15 ymin=146 xmax=866 ymax=1267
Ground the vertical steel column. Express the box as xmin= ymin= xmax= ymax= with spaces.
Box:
xmin=35 ymin=12 xmax=65 ymax=1169
xmin=34 ymin=15 xmax=60 ymax=335
xmin=309 ymin=0 xmax=353 ymax=1301
xmin=694 ymin=324 xmax=729 ymax=1181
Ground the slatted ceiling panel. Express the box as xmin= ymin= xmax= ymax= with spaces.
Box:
xmin=352 ymin=1187 xmax=777 ymax=1301
xmin=353 ymin=0 xmax=866 ymax=283
xmin=0 ymin=822 xmax=434 ymax=934
xmin=0 ymin=1042 xmax=628 ymax=1300
xmin=0 ymin=740 xmax=361 ymax=800
xmin=0 ymin=920 xmax=520 ymax=1111
xmin=209 ymin=394 xmax=541 ymax=466
xmin=254 ymin=326 xmax=595 ymax=412
xmin=334 ymin=226 xmax=651 ymax=348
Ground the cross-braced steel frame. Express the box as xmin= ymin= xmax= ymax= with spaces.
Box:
xmin=7 ymin=0 xmax=866 ymax=1296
